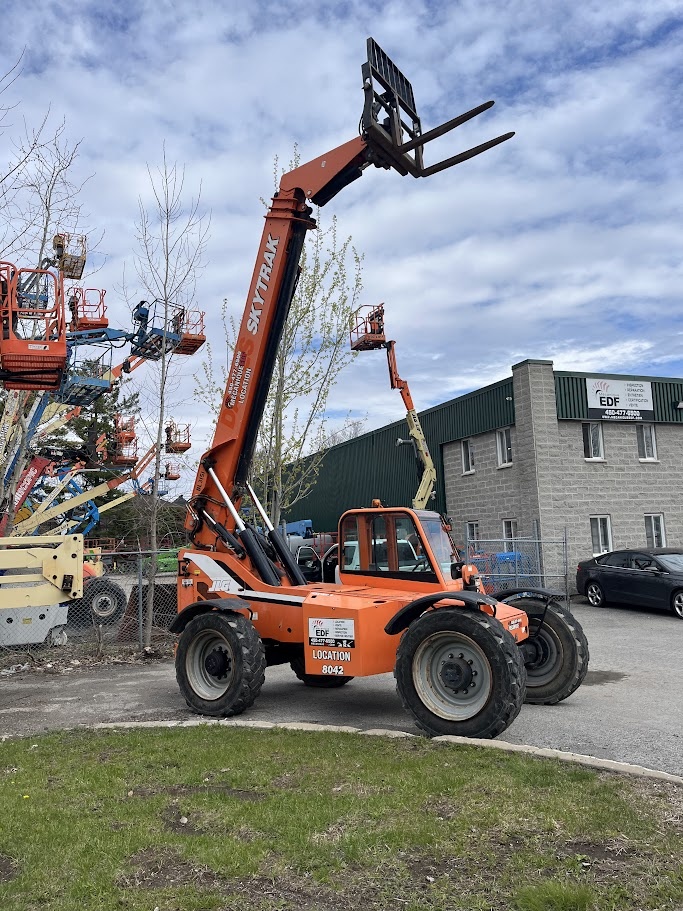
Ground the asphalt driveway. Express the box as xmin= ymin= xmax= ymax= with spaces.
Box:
xmin=1 ymin=602 xmax=681 ymax=776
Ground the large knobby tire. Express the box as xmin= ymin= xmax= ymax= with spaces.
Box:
xmin=394 ymin=608 xmax=526 ymax=739
xmin=670 ymin=590 xmax=683 ymax=620
xmin=175 ymin=612 xmax=266 ymax=717
xmin=290 ymin=655 xmax=354 ymax=688
xmin=585 ymin=580 xmax=606 ymax=607
xmin=70 ymin=578 xmax=127 ymax=628
xmin=520 ymin=600 xmax=589 ymax=705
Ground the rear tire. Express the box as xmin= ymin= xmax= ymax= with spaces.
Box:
xmin=394 ymin=608 xmax=526 ymax=739
xmin=175 ymin=612 xmax=266 ymax=716
xmin=290 ymin=655 xmax=353 ymax=688
xmin=585 ymin=580 xmax=606 ymax=607
xmin=520 ymin=600 xmax=589 ymax=704
xmin=671 ymin=590 xmax=683 ymax=620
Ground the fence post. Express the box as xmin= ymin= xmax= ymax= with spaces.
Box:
xmin=563 ymin=526 xmax=570 ymax=610
xmin=137 ymin=554 xmax=144 ymax=650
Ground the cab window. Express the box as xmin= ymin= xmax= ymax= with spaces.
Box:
xmin=340 ymin=512 xmax=436 ymax=578
xmin=341 ymin=516 xmax=359 ymax=570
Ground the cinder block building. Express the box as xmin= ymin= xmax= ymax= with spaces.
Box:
xmin=286 ymin=360 xmax=683 ymax=588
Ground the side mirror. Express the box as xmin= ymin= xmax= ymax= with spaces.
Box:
xmin=451 ymin=561 xmax=464 ymax=580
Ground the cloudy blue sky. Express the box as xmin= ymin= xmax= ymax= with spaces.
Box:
xmin=1 ymin=1 xmax=682 ymax=486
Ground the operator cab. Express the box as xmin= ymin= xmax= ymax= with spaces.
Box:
xmin=337 ymin=507 xmax=460 ymax=587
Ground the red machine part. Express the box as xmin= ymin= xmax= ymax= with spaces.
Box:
xmin=109 ymin=415 xmax=138 ymax=466
xmin=165 ymin=421 xmax=191 ymax=453
xmin=67 ymin=287 xmax=108 ymax=332
xmin=172 ymin=308 xmax=206 ymax=355
xmin=0 ymin=261 xmax=67 ymax=390
xmin=164 ymin=462 xmax=181 ymax=480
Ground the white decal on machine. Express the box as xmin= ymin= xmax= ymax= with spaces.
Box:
xmin=247 ymin=234 xmax=279 ymax=335
xmin=308 ymin=617 xmax=355 ymax=648
xmin=186 ymin=554 xmax=244 ymax=593
xmin=311 ymin=650 xmax=351 ymax=662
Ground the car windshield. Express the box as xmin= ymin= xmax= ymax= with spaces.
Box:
xmin=420 ymin=516 xmax=458 ymax=573
xmin=657 ymin=553 xmax=683 ymax=572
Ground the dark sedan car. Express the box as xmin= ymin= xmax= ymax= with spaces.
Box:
xmin=577 ymin=548 xmax=683 ymax=619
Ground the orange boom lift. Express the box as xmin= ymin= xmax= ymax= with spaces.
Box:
xmin=172 ymin=39 xmax=588 ymax=738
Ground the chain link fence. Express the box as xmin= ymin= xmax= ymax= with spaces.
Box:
xmin=466 ymin=533 xmax=569 ymax=601
xmin=0 ymin=549 xmax=180 ymax=673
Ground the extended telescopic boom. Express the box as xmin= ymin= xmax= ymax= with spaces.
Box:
xmin=186 ymin=38 xmax=513 ymax=576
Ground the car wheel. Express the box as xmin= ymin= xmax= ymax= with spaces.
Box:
xmin=670 ymin=591 xmax=683 ymax=620
xmin=585 ymin=580 xmax=606 ymax=607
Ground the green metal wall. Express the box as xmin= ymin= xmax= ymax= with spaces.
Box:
xmin=555 ymin=372 xmax=683 ymax=423
xmin=285 ymin=377 xmax=515 ymax=533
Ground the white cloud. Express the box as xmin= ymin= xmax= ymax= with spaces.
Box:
xmin=1 ymin=0 xmax=681 ymax=494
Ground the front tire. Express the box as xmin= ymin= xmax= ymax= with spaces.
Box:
xmin=585 ymin=580 xmax=606 ymax=607
xmin=395 ymin=608 xmax=526 ymax=739
xmin=290 ymin=655 xmax=353 ymax=688
xmin=671 ymin=590 xmax=683 ymax=620
xmin=520 ymin=600 xmax=589 ymax=704
xmin=175 ymin=612 xmax=266 ymax=717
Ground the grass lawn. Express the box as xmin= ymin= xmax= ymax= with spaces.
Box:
xmin=0 ymin=727 xmax=681 ymax=910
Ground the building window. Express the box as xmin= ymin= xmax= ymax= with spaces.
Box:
xmin=503 ymin=519 xmax=518 ymax=552
xmin=582 ymin=422 xmax=604 ymax=459
xmin=461 ymin=439 xmax=474 ymax=474
xmin=496 ymin=428 xmax=513 ymax=466
xmin=466 ymin=521 xmax=480 ymax=547
xmin=645 ymin=514 xmax=665 ymax=548
xmin=637 ymin=423 xmax=657 ymax=461
xmin=590 ymin=515 xmax=612 ymax=556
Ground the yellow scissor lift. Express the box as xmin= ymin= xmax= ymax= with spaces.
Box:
xmin=0 ymin=534 xmax=83 ymax=648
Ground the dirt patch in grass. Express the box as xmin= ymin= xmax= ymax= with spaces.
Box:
xmin=221 ymin=872 xmax=338 ymax=911
xmin=0 ymin=854 xmax=18 ymax=882
xmin=129 ymin=783 xmax=265 ymax=800
xmin=619 ymin=775 xmax=683 ymax=828
xmin=117 ymin=846 xmax=225 ymax=891
xmin=162 ymin=804 xmax=204 ymax=835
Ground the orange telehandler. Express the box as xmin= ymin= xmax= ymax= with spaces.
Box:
xmin=172 ymin=38 xmax=588 ymax=738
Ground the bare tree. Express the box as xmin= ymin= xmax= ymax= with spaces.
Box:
xmin=0 ymin=56 xmax=57 ymax=262
xmin=132 ymin=147 xmax=209 ymax=647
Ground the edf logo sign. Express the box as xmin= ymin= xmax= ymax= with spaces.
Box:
xmin=591 ymin=379 xmax=613 ymax=405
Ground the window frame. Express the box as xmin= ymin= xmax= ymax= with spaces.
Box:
xmin=496 ymin=427 xmax=513 ymax=467
xmin=461 ymin=438 xmax=475 ymax=474
xmin=590 ymin=515 xmax=612 ymax=556
xmin=637 ymin=423 xmax=658 ymax=461
xmin=644 ymin=513 xmax=666 ymax=548
xmin=466 ymin=521 xmax=480 ymax=546
xmin=502 ymin=519 xmax=518 ymax=553
xmin=582 ymin=422 xmax=604 ymax=460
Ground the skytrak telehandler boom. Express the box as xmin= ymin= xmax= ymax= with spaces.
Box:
xmin=350 ymin=303 xmax=437 ymax=509
xmin=173 ymin=39 xmax=588 ymax=739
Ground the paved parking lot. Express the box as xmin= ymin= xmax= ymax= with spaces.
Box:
xmin=0 ymin=602 xmax=681 ymax=776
